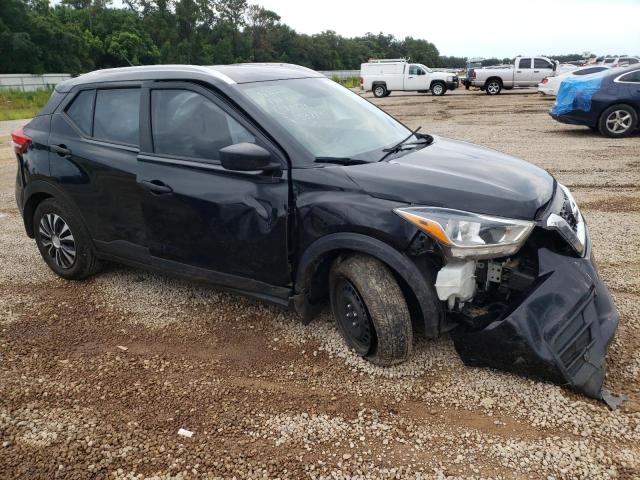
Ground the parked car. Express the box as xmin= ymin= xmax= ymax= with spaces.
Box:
xmin=598 ymin=56 xmax=640 ymax=67
xmin=468 ymin=56 xmax=557 ymax=95
xmin=12 ymin=64 xmax=618 ymax=399
xmin=360 ymin=59 xmax=458 ymax=97
xmin=539 ymin=65 xmax=610 ymax=96
xmin=550 ymin=64 xmax=640 ymax=137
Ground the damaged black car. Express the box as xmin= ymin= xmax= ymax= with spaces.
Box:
xmin=13 ymin=63 xmax=618 ymax=400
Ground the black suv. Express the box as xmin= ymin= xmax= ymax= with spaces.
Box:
xmin=13 ymin=64 xmax=618 ymax=399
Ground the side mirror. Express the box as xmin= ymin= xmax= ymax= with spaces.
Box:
xmin=219 ymin=143 xmax=276 ymax=172
xmin=553 ymin=61 xmax=558 ymax=71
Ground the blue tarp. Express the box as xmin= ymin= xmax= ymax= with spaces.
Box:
xmin=551 ymin=70 xmax=608 ymax=116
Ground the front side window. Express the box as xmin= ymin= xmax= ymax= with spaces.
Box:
xmin=518 ymin=58 xmax=532 ymax=69
xmin=151 ymin=89 xmax=255 ymax=159
xmin=93 ymin=89 xmax=140 ymax=146
xmin=534 ymin=59 xmax=553 ymax=69
xmin=238 ymin=77 xmax=413 ymax=161
xmin=65 ymin=89 xmax=95 ymax=135
xmin=618 ymin=70 xmax=640 ymax=83
xmin=409 ymin=65 xmax=420 ymax=75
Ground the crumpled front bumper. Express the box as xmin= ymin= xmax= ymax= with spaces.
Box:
xmin=452 ymin=243 xmax=619 ymax=399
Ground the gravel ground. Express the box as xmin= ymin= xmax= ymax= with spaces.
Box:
xmin=1 ymin=88 xmax=640 ymax=479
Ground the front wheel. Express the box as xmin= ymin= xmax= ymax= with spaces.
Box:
xmin=431 ymin=82 xmax=446 ymax=96
xmin=373 ymin=84 xmax=387 ymax=98
xmin=330 ymin=254 xmax=413 ymax=366
xmin=598 ymin=104 xmax=638 ymax=138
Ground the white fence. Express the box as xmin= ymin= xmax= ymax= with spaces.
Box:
xmin=319 ymin=70 xmax=360 ymax=79
xmin=0 ymin=74 xmax=71 ymax=92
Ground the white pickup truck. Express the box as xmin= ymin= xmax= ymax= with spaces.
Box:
xmin=468 ymin=56 xmax=558 ymax=95
xmin=360 ymin=59 xmax=458 ymax=97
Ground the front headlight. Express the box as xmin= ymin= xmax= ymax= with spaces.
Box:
xmin=446 ymin=76 xmax=454 ymax=82
xmin=394 ymin=207 xmax=534 ymax=259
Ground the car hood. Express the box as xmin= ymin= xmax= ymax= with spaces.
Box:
xmin=344 ymin=137 xmax=554 ymax=220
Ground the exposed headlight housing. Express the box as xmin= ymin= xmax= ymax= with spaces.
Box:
xmin=394 ymin=207 xmax=534 ymax=259
xmin=546 ymin=183 xmax=587 ymax=256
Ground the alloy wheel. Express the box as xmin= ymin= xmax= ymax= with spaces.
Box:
xmin=334 ymin=278 xmax=374 ymax=355
xmin=39 ymin=213 xmax=76 ymax=269
xmin=374 ymin=86 xmax=384 ymax=97
xmin=487 ymin=82 xmax=500 ymax=94
xmin=606 ymin=110 xmax=633 ymax=134
xmin=433 ymin=84 xmax=443 ymax=95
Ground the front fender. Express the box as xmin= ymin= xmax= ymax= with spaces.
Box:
xmin=293 ymin=232 xmax=443 ymax=337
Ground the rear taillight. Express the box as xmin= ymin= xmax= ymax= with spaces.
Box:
xmin=541 ymin=77 xmax=549 ymax=84
xmin=11 ymin=126 xmax=31 ymax=155
xmin=359 ymin=76 xmax=363 ymax=84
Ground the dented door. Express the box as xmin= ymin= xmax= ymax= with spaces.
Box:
xmin=136 ymin=83 xmax=290 ymax=287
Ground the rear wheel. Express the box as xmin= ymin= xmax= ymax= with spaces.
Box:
xmin=34 ymin=198 xmax=101 ymax=280
xmin=598 ymin=104 xmax=637 ymax=138
xmin=431 ymin=82 xmax=446 ymax=96
xmin=373 ymin=84 xmax=387 ymax=98
xmin=330 ymin=254 xmax=413 ymax=366
xmin=485 ymin=79 xmax=502 ymax=95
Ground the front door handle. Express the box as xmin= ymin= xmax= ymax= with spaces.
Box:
xmin=141 ymin=180 xmax=173 ymax=194
xmin=51 ymin=144 xmax=71 ymax=157
xmin=534 ymin=70 xmax=540 ymax=73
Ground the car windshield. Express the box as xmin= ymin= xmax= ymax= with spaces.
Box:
xmin=238 ymin=78 xmax=414 ymax=161
xmin=419 ymin=64 xmax=433 ymax=73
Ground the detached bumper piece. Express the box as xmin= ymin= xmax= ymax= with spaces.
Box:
xmin=452 ymin=247 xmax=619 ymax=400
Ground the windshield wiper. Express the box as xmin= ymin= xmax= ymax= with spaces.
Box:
xmin=378 ymin=126 xmax=433 ymax=162
xmin=315 ymin=157 xmax=368 ymax=166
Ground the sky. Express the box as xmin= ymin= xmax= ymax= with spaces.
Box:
xmin=253 ymin=0 xmax=640 ymax=58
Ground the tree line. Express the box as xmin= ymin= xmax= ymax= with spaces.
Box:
xmin=0 ymin=0 xmax=442 ymax=74
xmin=0 ymin=0 xmax=586 ymax=75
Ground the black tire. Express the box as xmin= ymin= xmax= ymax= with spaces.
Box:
xmin=485 ymin=79 xmax=502 ymax=95
xmin=329 ymin=254 xmax=413 ymax=366
xmin=598 ymin=104 xmax=638 ymax=138
xmin=33 ymin=198 xmax=101 ymax=280
xmin=431 ymin=82 xmax=446 ymax=96
xmin=372 ymin=84 xmax=387 ymax=98
xmin=383 ymin=90 xmax=392 ymax=97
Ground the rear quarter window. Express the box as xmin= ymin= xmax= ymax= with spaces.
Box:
xmin=93 ymin=88 xmax=140 ymax=146
xmin=65 ymin=90 xmax=95 ymax=135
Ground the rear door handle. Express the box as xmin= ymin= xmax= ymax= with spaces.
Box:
xmin=51 ymin=144 xmax=71 ymax=157
xmin=140 ymin=180 xmax=173 ymax=194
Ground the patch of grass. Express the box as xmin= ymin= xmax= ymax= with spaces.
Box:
xmin=0 ymin=89 xmax=54 ymax=121
xmin=331 ymin=75 xmax=361 ymax=89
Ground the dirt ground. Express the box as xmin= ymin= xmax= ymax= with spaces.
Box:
xmin=1 ymin=88 xmax=640 ymax=479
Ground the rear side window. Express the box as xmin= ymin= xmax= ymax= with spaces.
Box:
xmin=518 ymin=58 xmax=532 ymax=69
xmin=94 ymin=89 xmax=140 ymax=146
xmin=619 ymin=70 xmax=640 ymax=83
xmin=65 ymin=90 xmax=95 ymax=135
xmin=534 ymin=59 xmax=552 ymax=69
xmin=151 ymin=89 xmax=255 ymax=160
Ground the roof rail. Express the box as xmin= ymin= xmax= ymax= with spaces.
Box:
xmin=368 ymin=58 xmax=409 ymax=63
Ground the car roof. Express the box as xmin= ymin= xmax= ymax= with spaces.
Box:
xmin=55 ymin=63 xmax=324 ymax=92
